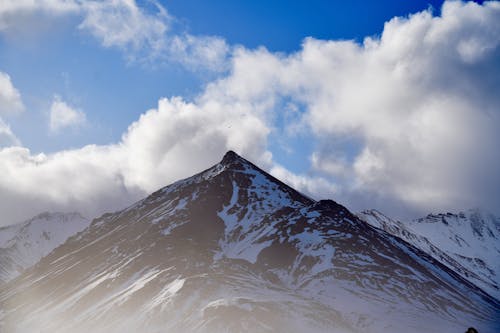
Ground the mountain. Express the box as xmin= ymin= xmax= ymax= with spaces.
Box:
xmin=358 ymin=209 xmax=500 ymax=300
xmin=0 ymin=212 xmax=90 ymax=284
xmin=1 ymin=151 xmax=499 ymax=333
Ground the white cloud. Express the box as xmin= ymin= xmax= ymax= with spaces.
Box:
xmin=0 ymin=145 xmax=141 ymax=224
xmin=0 ymin=0 xmax=79 ymax=16
xmin=169 ymin=34 xmax=230 ymax=72
xmin=1 ymin=1 xmax=499 ymax=224
xmin=296 ymin=1 xmax=500 ymax=215
xmin=0 ymin=0 xmax=79 ymax=27
xmin=0 ymin=71 xmax=23 ymax=150
xmin=0 ymin=0 xmax=80 ymax=37
xmin=49 ymin=95 xmax=86 ymax=132
xmin=182 ymin=0 xmax=500 ymax=216
xmin=0 ymin=118 xmax=20 ymax=147
xmin=118 ymin=96 xmax=271 ymax=191
xmin=0 ymin=94 xmax=272 ymax=224
xmin=270 ymin=164 xmax=338 ymax=200
xmin=78 ymin=0 xmax=168 ymax=62
xmin=0 ymin=0 xmax=230 ymax=70
xmin=0 ymin=71 xmax=24 ymax=115
xmin=78 ymin=0 xmax=230 ymax=69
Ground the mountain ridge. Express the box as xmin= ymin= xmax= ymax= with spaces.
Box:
xmin=0 ymin=211 xmax=89 ymax=284
xmin=358 ymin=208 xmax=500 ymax=300
xmin=1 ymin=151 xmax=499 ymax=333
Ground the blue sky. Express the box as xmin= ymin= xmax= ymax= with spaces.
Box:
xmin=166 ymin=0 xmax=459 ymax=50
xmin=2 ymin=0 xmax=450 ymax=154
xmin=0 ymin=0 xmax=498 ymax=224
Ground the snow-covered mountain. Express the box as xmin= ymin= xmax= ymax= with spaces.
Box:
xmin=358 ymin=209 xmax=500 ymax=301
xmin=0 ymin=212 xmax=90 ymax=283
xmin=1 ymin=151 xmax=499 ymax=333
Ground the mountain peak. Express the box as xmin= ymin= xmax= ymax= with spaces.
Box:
xmin=3 ymin=154 xmax=500 ymax=333
xmin=220 ymin=150 xmax=246 ymax=166
xmin=216 ymin=150 xmax=314 ymax=206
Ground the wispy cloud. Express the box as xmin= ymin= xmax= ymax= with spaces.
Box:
xmin=0 ymin=71 xmax=24 ymax=115
xmin=168 ymin=34 xmax=230 ymax=72
xmin=0 ymin=118 xmax=20 ymax=148
xmin=49 ymin=95 xmax=86 ymax=132
xmin=78 ymin=0 xmax=169 ymax=62
xmin=0 ymin=71 xmax=23 ymax=149
xmin=0 ymin=0 xmax=230 ymax=71
xmin=0 ymin=0 xmax=79 ymax=28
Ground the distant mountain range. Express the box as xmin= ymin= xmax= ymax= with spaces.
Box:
xmin=358 ymin=209 xmax=500 ymax=300
xmin=0 ymin=151 xmax=498 ymax=333
xmin=0 ymin=212 xmax=89 ymax=283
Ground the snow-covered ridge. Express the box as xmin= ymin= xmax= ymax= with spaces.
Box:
xmin=214 ymin=158 xmax=313 ymax=264
xmin=0 ymin=212 xmax=90 ymax=283
xmin=358 ymin=209 xmax=500 ymax=300
xmin=1 ymin=152 xmax=499 ymax=333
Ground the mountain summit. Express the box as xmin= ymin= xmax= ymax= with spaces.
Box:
xmin=220 ymin=149 xmax=242 ymax=165
xmin=1 ymin=152 xmax=499 ymax=333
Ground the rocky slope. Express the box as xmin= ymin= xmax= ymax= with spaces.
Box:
xmin=1 ymin=152 xmax=498 ymax=333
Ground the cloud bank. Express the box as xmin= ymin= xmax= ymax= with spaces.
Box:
xmin=0 ymin=96 xmax=271 ymax=223
xmin=0 ymin=1 xmax=499 ymax=224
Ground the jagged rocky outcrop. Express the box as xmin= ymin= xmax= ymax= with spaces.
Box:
xmin=1 ymin=152 xmax=499 ymax=333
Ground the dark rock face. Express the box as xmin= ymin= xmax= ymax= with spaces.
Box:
xmin=1 ymin=152 xmax=499 ymax=333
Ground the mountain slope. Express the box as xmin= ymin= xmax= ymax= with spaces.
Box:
xmin=0 ymin=212 xmax=90 ymax=284
xmin=358 ymin=209 xmax=500 ymax=300
xmin=1 ymin=151 xmax=499 ymax=333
